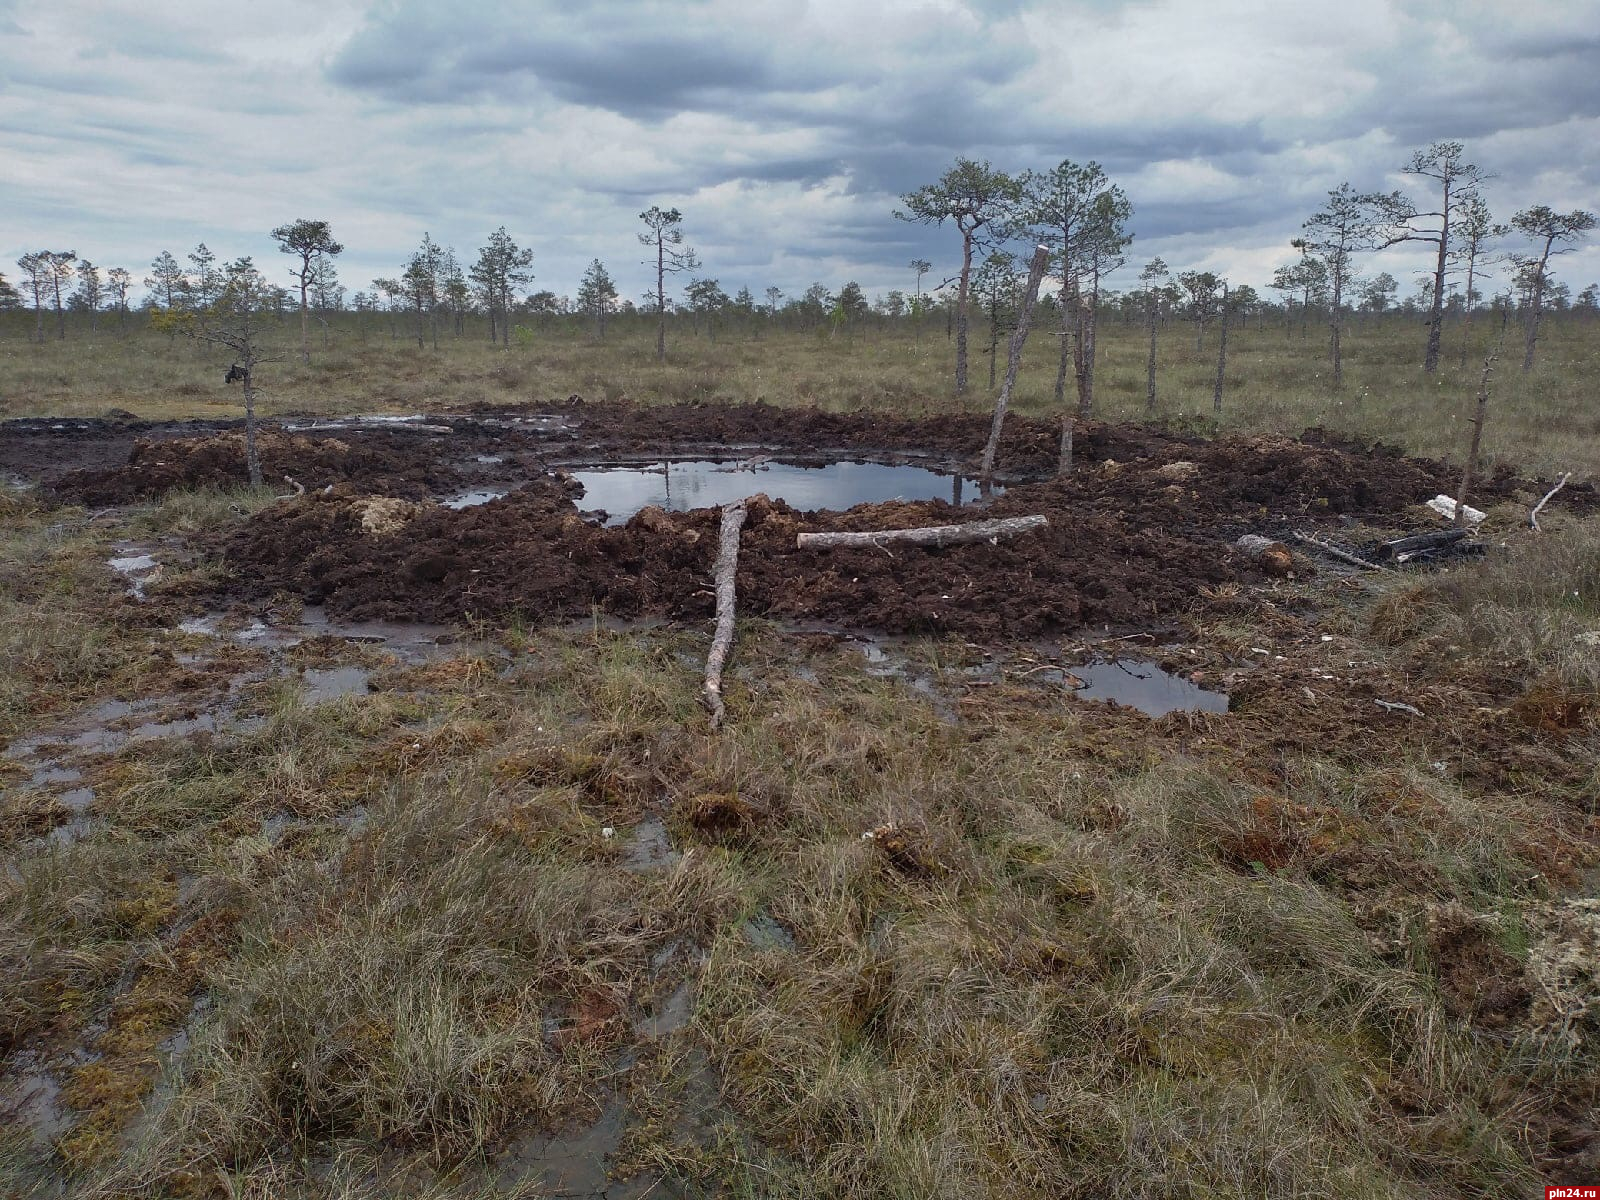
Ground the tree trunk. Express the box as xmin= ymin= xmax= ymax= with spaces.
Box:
xmin=1145 ymin=299 xmax=1158 ymax=416
xmin=987 ymin=327 xmax=998 ymax=389
xmin=656 ymin=240 xmax=667 ymax=362
xmin=979 ymin=246 xmax=1050 ymax=480
xmin=1424 ymin=251 xmax=1445 ymax=373
xmin=1235 ymin=535 xmax=1293 ymax=575
xmin=299 ymin=277 xmax=311 ymax=364
xmin=1058 ymin=413 xmax=1074 ymax=476
xmin=243 ymin=369 xmax=263 ymax=487
xmin=954 ymin=232 xmax=973 ymax=395
xmin=1053 ymin=300 xmax=1072 ymax=406
xmin=1458 ymin=255 xmax=1477 ymax=369
xmin=1075 ymin=290 xmax=1097 ymax=419
xmin=1330 ymin=280 xmax=1344 ymax=388
xmin=1212 ymin=287 xmax=1229 ymax=413
xmin=1459 ymin=348 xmax=1497 ymax=522
xmin=1522 ymin=247 xmax=1550 ymax=371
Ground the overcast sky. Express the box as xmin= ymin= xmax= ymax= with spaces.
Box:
xmin=3 ymin=0 xmax=1598 ymax=307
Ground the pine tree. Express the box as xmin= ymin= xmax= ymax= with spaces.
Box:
xmin=576 ymin=259 xmax=618 ymax=337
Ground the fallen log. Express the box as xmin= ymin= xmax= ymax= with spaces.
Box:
xmin=796 ymin=515 xmax=1048 ymax=551
xmin=1234 ymin=534 xmax=1293 ymax=576
xmin=702 ymin=500 xmax=749 ymax=730
xmin=1374 ymin=528 xmax=1469 ymax=561
xmin=1291 ymin=531 xmax=1391 ymax=573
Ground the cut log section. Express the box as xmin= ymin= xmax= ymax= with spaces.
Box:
xmin=796 ymin=515 xmax=1048 ymax=551
xmin=1373 ymin=529 xmax=1469 ymax=561
xmin=1234 ymin=534 xmax=1293 ymax=576
xmin=701 ymin=499 xmax=749 ymax=730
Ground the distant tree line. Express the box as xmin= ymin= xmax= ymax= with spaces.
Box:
xmin=4 ymin=138 xmax=1595 ymax=394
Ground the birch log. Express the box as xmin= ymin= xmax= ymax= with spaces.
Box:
xmin=797 ymin=515 xmax=1047 ymax=550
xmin=701 ymin=500 xmax=749 ymax=730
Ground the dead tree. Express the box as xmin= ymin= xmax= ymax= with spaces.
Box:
xmin=1372 ymin=142 xmax=1492 ymax=373
xmin=639 ymin=207 xmax=699 ymax=362
xmin=1212 ymin=282 xmax=1231 ymax=413
xmin=161 ymin=258 xmax=280 ymax=486
xmin=1457 ymin=345 xmax=1499 ymax=525
xmin=1510 ymin=205 xmax=1597 ymax=371
xmin=979 ymin=245 xmax=1051 ymax=482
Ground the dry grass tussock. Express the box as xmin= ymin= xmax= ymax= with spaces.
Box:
xmin=1370 ymin=516 xmax=1600 ymax=695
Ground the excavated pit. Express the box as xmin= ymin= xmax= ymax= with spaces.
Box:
xmin=8 ymin=399 xmax=1583 ymax=640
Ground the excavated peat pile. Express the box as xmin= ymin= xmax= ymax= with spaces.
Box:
xmin=218 ymin=423 xmax=1477 ymax=638
xmin=47 ymin=425 xmax=544 ymax=506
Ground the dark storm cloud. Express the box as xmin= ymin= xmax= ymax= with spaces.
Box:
xmin=330 ymin=2 xmax=847 ymax=116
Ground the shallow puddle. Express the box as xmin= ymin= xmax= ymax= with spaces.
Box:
xmin=741 ymin=912 xmax=797 ymax=952
xmin=107 ymin=548 xmax=160 ymax=597
xmin=1066 ymin=657 xmax=1229 ymax=717
xmin=302 ymin=665 xmax=372 ymax=703
xmin=636 ymin=980 xmax=695 ymax=1039
xmin=282 ymin=414 xmax=453 ymax=434
xmin=443 ymin=488 xmax=508 ymax=510
xmin=822 ymin=630 xmax=1227 ymax=719
xmin=2 ymin=1067 xmax=70 ymax=1145
xmin=623 ymin=816 xmax=679 ymax=871
xmin=498 ymin=1097 xmax=629 ymax=1196
xmin=182 ymin=606 xmax=458 ymax=663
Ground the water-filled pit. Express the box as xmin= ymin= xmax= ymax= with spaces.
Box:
xmin=447 ymin=457 xmax=1001 ymax=523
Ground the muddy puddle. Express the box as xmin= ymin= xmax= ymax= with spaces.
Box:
xmin=497 ymin=1098 xmax=633 ymax=1197
xmin=302 ymin=665 xmax=373 ymax=703
xmin=1051 ymin=657 xmax=1229 ymax=716
xmin=636 ymin=980 xmax=696 ymax=1040
xmin=449 ymin=458 xmax=1000 ymax=524
xmin=831 ymin=631 xmax=1229 ymax=718
xmin=1 ymin=1062 xmax=70 ymax=1146
xmin=180 ymin=606 xmax=461 ymax=664
xmin=621 ymin=816 xmax=680 ymax=871
xmin=107 ymin=547 xmax=161 ymax=597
